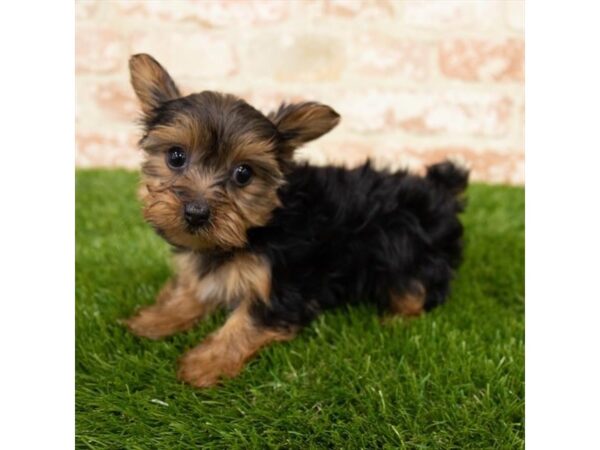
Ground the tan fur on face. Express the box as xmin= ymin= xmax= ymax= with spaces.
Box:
xmin=178 ymin=304 xmax=295 ymax=387
xmin=140 ymin=182 xmax=210 ymax=250
xmin=141 ymin=114 xmax=205 ymax=154
xmin=139 ymin=118 xmax=284 ymax=251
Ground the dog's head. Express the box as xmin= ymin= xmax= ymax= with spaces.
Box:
xmin=129 ymin=54 xmax=340 ymax=251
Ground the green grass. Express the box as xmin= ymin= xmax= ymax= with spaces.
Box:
xmin=76 ymin=170 xmax=524 ymax=449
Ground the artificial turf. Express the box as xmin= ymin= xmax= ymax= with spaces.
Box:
xmin=76 ymin=169 xmax=524 ymax=449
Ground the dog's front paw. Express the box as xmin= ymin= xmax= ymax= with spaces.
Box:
xmin=177 ymin=339 xmax=242 ymax=388
xmin=123 ymin=305 xmax=190 ymax=340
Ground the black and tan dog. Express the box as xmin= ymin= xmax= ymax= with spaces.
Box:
xmin=124 ymin=54 xmax=468 ymax=388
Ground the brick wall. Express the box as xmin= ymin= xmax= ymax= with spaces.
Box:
xmin=75 ymin=0 xmax=524 ymax=184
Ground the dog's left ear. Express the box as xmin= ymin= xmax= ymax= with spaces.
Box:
xmin=269 ymin=102 xmax=340 ymax=153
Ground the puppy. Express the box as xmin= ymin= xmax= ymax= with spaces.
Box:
xmin=124 ymin=54 xmax=468 ymax=388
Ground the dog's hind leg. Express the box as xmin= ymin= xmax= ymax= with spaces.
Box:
xmin=387 ymin=281 xmax=426 ymax=317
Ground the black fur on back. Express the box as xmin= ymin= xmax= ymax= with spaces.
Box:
xmin=245 ymin=160 xmax=468 ymax=330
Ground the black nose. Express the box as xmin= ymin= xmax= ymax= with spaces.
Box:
xmin=183 ymin=201 xmax=210 ymax=228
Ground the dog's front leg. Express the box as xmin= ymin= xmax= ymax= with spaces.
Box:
xmin=124 ymin=276 xmax=217 ymax=340
xmin=178 ymin=304 xmax=295 ymax=388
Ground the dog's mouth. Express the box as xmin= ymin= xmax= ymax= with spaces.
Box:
xmin=150 ymin=223 xmax=217 ymax=251
xmin=184 ymin=220 xmax=213 ymax=236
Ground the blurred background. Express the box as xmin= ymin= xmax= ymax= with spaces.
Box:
xmin=75 ymin=0 xmax=524 ymax=184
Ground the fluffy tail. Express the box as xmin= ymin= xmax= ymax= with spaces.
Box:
xmin=426 ymin=161 xmax=469 ymax=195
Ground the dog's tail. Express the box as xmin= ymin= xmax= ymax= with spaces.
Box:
xmin=426 ymin=161 xmax=469 ymax=195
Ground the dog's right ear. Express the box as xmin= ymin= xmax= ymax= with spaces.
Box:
xmin=129 ymin=54 xmax=181 ymax=118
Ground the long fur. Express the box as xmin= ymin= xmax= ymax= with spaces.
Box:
xmin=125 ymin=53 xmax=469 ymax=387
xmin=239 ymin=161 xmax=466 ymax=329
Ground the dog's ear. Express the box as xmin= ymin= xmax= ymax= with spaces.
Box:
xmin=269 ymin=102 xmax=340 ymax=153
xmin=129 ymin=54 xmax=181 ymax=118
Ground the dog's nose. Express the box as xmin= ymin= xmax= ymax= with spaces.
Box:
xmin=183 ymin=201 xmax=210 ymax=228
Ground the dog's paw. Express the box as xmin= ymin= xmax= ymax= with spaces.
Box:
xmin=122 ymin=306 xmax=189 ymax=340
xmin=177 ymin=340 xmax=242 ymax=388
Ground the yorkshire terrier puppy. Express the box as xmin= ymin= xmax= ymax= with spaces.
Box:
xmin=124 ymin=54 xmax=468 ymax=388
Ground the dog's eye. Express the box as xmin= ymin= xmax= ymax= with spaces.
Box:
xmin=166 ymin=147 xmax=187 ymax=169
xmin=232 ymin=164 xmax=253 ymax=187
